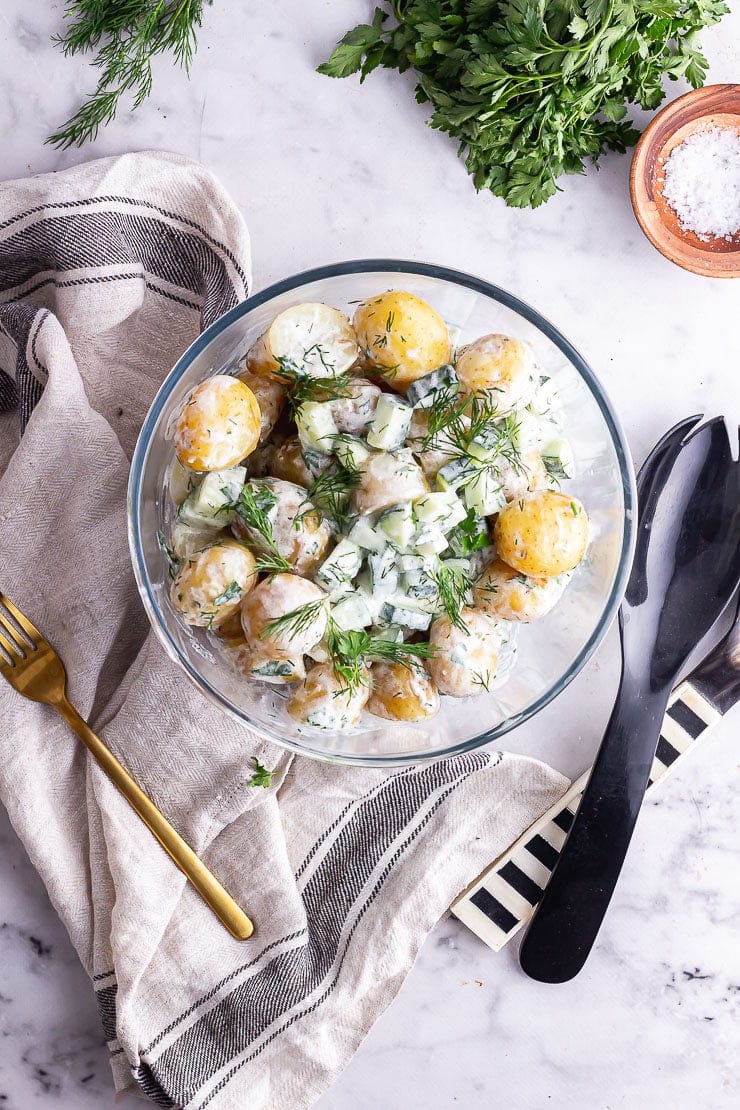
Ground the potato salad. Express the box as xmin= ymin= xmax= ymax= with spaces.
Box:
xmin=161 ymin=290 xmax=590 ymax=732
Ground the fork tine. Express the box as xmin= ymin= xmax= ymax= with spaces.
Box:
xmin=0 ymin=593 xmax=43 ymax=647
xmin=0 ymin=625 xmax=21 ymax=664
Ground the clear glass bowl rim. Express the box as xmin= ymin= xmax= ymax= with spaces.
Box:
xmin=127 ymin=259 xmax=637 ymax=766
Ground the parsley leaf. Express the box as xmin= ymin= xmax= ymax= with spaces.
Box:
xmin=249 ymin=757 xmax=275 ymax=789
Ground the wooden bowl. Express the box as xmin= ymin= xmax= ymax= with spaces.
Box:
xmin=630 ymin=85 xmax=740 ymax=278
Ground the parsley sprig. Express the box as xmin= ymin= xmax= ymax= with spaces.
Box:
xmin=248 ymin=757 xmax=275 ymax=789
xmin=327 ymin=625 xmax=435 ymax=698
xmin=319 ymin=0 xmax=728 ymax=208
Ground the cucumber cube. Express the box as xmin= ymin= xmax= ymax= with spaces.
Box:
xmin=367 ymin=394 xmax=413 ymax=451
xmin=296 ymin=401 xmax=339 ymax=454
xmin=315 ymin=538 xmax=362 ymax=589
xmin=462 ymin=470 xmax=506 ymax=517
xmin=368 ymin=548 xmax=399 ymax=595
xmin=541 ymin=437 xmax=575 ymax=481
xmin=413 ymin=528 xmax=449 ymax=557
xmin=331 ymin=593 xmax=373 ymax=631
xmin=413 ymin=490 xmax=467 ymax=531
xmin=378 ymin=502 xmax=415 ymax=548
xmin=348 ymin=515 xmax=387 ymax=553
xmin=178 ymin=467 xmax=246 ymax=529
xmin=405 ymin=364 xmax=459 ymax=408
xmin=333 ymin=435 xmax=371 ymax=470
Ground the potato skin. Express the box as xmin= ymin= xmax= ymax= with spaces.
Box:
xmin=328 ymin=377 xmax=381 ymax=435
xmin=170 ymin=540 xmax=258 ymax=628
xmin=246 ymin=303 xmax=358 ymax=381
xmin=268 ymin=437 xmax=331 ymax=488
xmin=231 ymin=477 xmax=331 ymax=578
xmin=455 ymin=334 xmax=536 ymax=410
xmin=473 ymin=558 xmax=566 ymax=622
xmin=236 ymin=368 xmax=285 ymax=444
xmin=428 ymin=609 xmax=501 ymax=697
xmin=367 ymin=660 xmax=440 ymax=721
xmin=175 ymin=375 xmax=261 ymax=471
xmin=353 ymin=291 xmax=451 ymax=392
xmin=494 ymin=491 xmax=589 ymax=577
xmin=352 ymin=449 xmax=429 ymax=516
xmin=287 ymin=663 xmax=371 ymax=729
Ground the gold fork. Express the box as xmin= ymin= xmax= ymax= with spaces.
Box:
xmin=0 ymin=592 xmax=253 ymax=941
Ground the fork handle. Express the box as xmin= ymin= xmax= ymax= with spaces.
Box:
xmin=57 ymin=699 xmax=253 ymax=941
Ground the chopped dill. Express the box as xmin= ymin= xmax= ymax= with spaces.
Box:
xmin=274 ymin=359 xmax=354 ymax=415
xmin=303 ymin=459 xmax=360 ymax=529
xmin=157 ymin=531 xmax=181 ymax=579
xmin=434 ymin=564 xmax=473 ymax=632
xmin=261 ymin=598 xmax=327 ymax=642
xmin=234 ymin=482 xmax=291 ymax=573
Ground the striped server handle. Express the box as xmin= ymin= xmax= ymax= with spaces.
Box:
xmin=451 ymin=619 xmax=739 ymax=952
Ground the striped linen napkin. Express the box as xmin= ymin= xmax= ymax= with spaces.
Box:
xmin=0 ymin=151 xmax=568 ymax=1110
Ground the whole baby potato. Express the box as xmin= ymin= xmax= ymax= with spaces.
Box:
xmin=352 ymin=449 xmax=429 ymax=516
xmin=241 ymin=574 xmax=328 ymax=679
xmin=353 ymin=291 xmax=451 ymax=392
xmin=171 ymin=540 xmax=258 ymax=629
xmin=428 ymin=608 xmax=502 ymax=697
xmin=455 ymin=334 xmax=537 ymax=410
xmin=236 ymin=368 xmax=286 ymax=443
xmin=473 ymin=558 xmax=566 ymax=622
xmin=175 ymin=375 xmax=261 ymax=471
xmin=494 ymin=491 xmax=589 ymax=577
xmin=231 ymin=477 xmax=331 ymax=577
xmin=367 ymin=659 xmax=440 ymax=722
xmin=287 ymin=662 xmax=371 ymax=729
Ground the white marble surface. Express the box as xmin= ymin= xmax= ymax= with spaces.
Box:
xmin=1 ymin=1 xmax=739 ymax=1107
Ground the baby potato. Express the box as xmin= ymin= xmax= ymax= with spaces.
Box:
xmin=328 ymin=377 xmax=381 ymax=435
xmin=269 ymin=437 xmax=332 ymax=488
xmin=236 ymin=368 xmax=286 ymax=444
xmin=287 ymin=662 xmax=371 ymax=729
xmin=231 ymin=477 xmax=331 ymax=578
xmin=175 ymin=375 xmax=261 ymax=471
xmin=241 ymin=573 xmax=328 ymax=658
xmin=353 ymin=291 xmax=451 ymax=392
xmin=473 ymin=558 xmax=566 ymax=622
xmin=494 ymin=491 xmax=589 ymax=577
xmin=171 ymin=540 xmax=258 ymax=629
xmin=407 ymin=408 xmax=457 ymax=480
xmin=352 ymin=449 xmax=429 ymax=516
xmin=428 ymin=609 xmax=502 ymax=697
xmin=455 ymin=334 xmax=537 ymax=410
xmin=367 ymin=659 xmax=440 ymax=722
xmin=246 ymin=303 xmax=358 ymax=381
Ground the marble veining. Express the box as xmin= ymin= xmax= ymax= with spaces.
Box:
xmin=1 ymin=0 xmax=739 ymax=1106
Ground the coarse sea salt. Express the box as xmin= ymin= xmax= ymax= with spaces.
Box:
xmin=661 ymin=125 xmax=740 ymax=242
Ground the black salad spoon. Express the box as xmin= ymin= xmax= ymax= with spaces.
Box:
xmin=519 ymin=415 xmax=740 ymax=983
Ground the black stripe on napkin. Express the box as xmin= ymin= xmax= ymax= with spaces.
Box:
xmin=136 ymin=754 xmax=490 ymax=1109
xmin=666 ymin=699 xmax=706 ymax=739
xmin=470 ymin=887 xmax=519 ymax=934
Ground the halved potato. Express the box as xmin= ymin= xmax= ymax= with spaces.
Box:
xmin=367 ymin=659 xmax=440 ymax=721
xmin=352 ymin=449 xmax=429 ymax=516
xmin=246 ymin=303 xmax=358 ymax=381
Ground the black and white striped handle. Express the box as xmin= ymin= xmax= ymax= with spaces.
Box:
xmin=451 ymin=680 xmax=722 ymax=951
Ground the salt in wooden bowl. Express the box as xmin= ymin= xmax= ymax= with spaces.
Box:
xmin=630 ymin=84 xmax=740 ymax=279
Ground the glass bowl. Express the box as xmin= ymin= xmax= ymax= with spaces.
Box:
xmin=128 ymin=261 xmax=636 ymax=766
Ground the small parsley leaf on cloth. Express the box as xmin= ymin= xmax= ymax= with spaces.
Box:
xmin=319 ymin=0 xmax=728 ymax=208
xmin=248 ymin=757 xmax=275 ymax=789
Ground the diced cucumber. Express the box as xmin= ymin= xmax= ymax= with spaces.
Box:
xmin=413 ymin=528 xmax=449 ymax=557
xmin=413 ymin=490 xmax=467 ymax=532
xmin=328 ymin=580 xmax=355 ymax=604
xmin=178 ymin=467 xmax=246 ymax=529
xmin=169 ymin=521 xmax=220 ymax=560
xmin=462 ymin=470 xmax=506 ymax=517
xmin=331 ymin=592 xmax=374 ymax=631
xmin=251 ymin=658 xmax=299 ymax=679
xmin=541 ymin=437 xmax=575 ymax=481
xmin=296 ymin=401 xmax=339 ymax=454
xmin=315 ymin=538 xmax=363 ymax=589
xmin=440 ymin=557 xmax=472 ymax=577
xmin=396 ymin=552 xmax=426 ymax=575
xmin=405 ymin=364 xmax=459 ymax=408
xmin=403 ymin=566 xmax=439 ymax=601
xmin=436 ymin=457 xmax=474 ymax=492
xmin=378 ymin=502 xmax=415 ymax=548
xmin=366 ymin=394 xmax=413 ymax=451
xmin=332 ymin=435 xmax=371 ymax=470
xmin=370 ymin=624 xmax=404 ymax=644
xmin=513 ymin=411 xmax=558 ymax=453
xmin=348 ymin=515 xmax=387 ymax=553
xmin=301 ymin=446 xmax=331 ymax=476
xmin=368 ymin=548 xmax=399 ymax=596
xmin=530 ymin=374 xmax=562 ymax=417
xmin=378 ymin=599 xmax=433 ymax=631
xmin=170 ymin=458 xmax=200 ymax=505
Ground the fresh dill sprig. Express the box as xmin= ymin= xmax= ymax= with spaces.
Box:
xmin=434 ymin=564 xmax=473 ymax=632
xmin=260 ymin=598 xmax=328 ymax=642
xmin=274 ymin=360 xmax=355 ymax=416
xmin=303 ymin=458 xmax=360 ymax=529
xmin=157 ymin=530 xmax=182 ymax=580
xmin=48 ymin=1 xmax=212 ymax=149
xmin=419 ymin=390 xmax=524 ymax=478
xmin=234 ymin=482 xmax=291 ymax=573
xmin=248 ymin=756 xmax=275 ymax=789
xmin=542 ymin=456 xmax=570 ymax=483
xmin=327 ymin=623 xmax=435 ymax=697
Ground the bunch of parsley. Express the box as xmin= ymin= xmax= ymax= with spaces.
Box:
xmin=319 ymin=0 xmax=728 ymax=207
